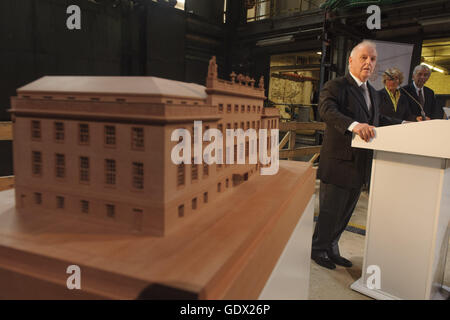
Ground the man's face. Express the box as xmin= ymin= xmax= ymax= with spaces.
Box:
xmin=413 ymin=69 xmax=430 ymax=88
xmin=349 ymin=45 xmax=377 ymax=82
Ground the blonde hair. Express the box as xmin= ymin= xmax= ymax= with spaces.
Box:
xmin=382 ymin=67 xmax=404 ymax=85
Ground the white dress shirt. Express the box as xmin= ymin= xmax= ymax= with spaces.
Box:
xmin=347 ymin=72 xmax=370 ymax=132
xmin=413 ymin=81 xmax=426 ymax=104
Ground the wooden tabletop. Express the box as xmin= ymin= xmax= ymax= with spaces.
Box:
xmin=0 ymin=160 xmax=315 ymax=299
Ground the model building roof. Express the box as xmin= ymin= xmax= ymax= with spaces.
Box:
xmin=17 ymin=76 xmax=207 ymax=99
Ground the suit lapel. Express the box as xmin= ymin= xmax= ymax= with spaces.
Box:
xmin=345 ymin=74 xmax=370 ymax=119
xmin=407 ymin=85 xmax=419 ymax=101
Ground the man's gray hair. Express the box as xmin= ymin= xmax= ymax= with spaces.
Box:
xmin=350 ymin=40 xmax=377 ymax=58
xmin=413 ymin=64 xmax=431 ymax=76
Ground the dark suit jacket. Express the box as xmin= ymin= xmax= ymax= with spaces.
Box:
xmin=402 ymin=84 xmax=444 ymax=119
xmin=378 ymin=88 xmax=416 ymax=121
xmin=317 ymin=74 xmax=401 ymax=189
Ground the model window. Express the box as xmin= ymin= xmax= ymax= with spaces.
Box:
xmin=79 ymin=124 xmax=89 ymax=145
xmin=132 ymin=162 xmax=144 ymax=190
xmin=54 ymin=122 xmax=64 ymax=142
xmin=81 ymin=200 xmax=89 ymax=214
xmin=192 ymin=198 xmax=197 ymax=210
xmin=105 ymin=125 xmax=116 ymax=146
xmin=247 ymin=105 xmax=250 ymax=112
xmin=234 ymin=105 xmax=239 ymax=112
xmin=105 ymin=159 xmax=116 ymax=185
xmin=34 ymin=192 xmax=42 ymax=204
xmin=226 ymin=178 xmax=229 ymax=188
xmin=31 ymin=120 xmax=41 ymax=140
xmin=191 ymin=158 xmax=198 ymax=181
xmin=32 ymin=151 xmax=42 ymax=176
xmin=227 ymin=104 xmax=231 ymax=113
xmin=217 ymin=182 xmax=221 ymax=193
xmin=55 ymin=154 xmax=65 ymax=178
xmin=79 ymin=157 xmax=90 ymax=183
xmin=218 ymin=104 xmax=223 ymax=113
xmin=106 ymin=204 xmax=115 ymax=218
xmin=253 ymin=106 xmax=256 ymax=112
xmin=56 ymin=196 xmax=65 ymax=209
xmin=178 ymin=205 xmax=184 ymax=217
xmin=241 ymin=105 xmax=245 ymax=113
xmin=203 ymin=192 xmax=208 ymax=203
xmin=131 ymin=127 xmax=144 ymax=150
xmin=203 ymin=162 xmax=208 ymax=177
xmin=177 ymin=163 xmax=185 ymax=186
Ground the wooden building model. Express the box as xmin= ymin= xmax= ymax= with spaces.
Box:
xmin=10 ymin=57 xmax=279 ymax=236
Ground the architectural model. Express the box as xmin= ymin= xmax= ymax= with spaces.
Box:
xmin=10 ymin=57 xmax=279 ymax=236
xmin=0 ymin=57 xmax=315 ymax=299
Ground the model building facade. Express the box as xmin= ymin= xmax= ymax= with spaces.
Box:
xmin=10 ymin=57 xmax=279 ymax=236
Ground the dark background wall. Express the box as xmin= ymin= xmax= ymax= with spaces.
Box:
xmin=0 ymin=0 xmax=226 ymax=176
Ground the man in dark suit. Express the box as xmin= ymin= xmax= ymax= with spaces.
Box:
xmin=402 ymin=65 xmax=444 ymax=120
xmin=312 ymin=41 xmax=402 ymax=270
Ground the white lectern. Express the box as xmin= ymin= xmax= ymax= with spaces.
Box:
xmin=350 ymin=120 xmax=450 ymax=300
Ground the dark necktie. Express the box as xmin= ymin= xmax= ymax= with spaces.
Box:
xmin=360 ymin=83 xmax=371 ymax=111
xmin=418 ymin=88 xmax=425 ymax=107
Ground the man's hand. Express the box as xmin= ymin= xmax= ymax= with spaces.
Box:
xmin=416 ymin=116 xmax=430 ymax=121
xmin=353 ymin=123 xmax=375 ymax=142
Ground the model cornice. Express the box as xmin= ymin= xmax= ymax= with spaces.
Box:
xmin=17 ymin=76 xmax=208 ymax=100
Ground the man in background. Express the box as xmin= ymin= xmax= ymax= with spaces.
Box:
xmin=402 ymin=65 xmax=444 ymax=120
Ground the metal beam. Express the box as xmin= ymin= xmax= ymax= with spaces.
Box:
xmin=279 ymin=121 xmax=325 ymax=131
xmin=279 ymin=146 xmax=322 ymax=158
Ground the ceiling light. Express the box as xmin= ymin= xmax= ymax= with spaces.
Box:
xmin=256 ymin=35 xmax=294 ymax=47
xmin=419 ymin=17 xmax=450 ymax=26
xmin=421 ymin=62 xmax=444 ymax=73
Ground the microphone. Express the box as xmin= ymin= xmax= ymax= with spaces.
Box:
xmin=384 ymin=71 xmax=426 ymax=121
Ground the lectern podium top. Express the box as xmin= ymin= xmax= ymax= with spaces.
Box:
xmin=352 ymin=120 xmax=450 ymax=159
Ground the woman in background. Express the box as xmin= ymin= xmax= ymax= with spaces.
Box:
xmin=379 ymin=67 xmax=417 ymax=121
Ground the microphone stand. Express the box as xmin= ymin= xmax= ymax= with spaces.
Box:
xmin=384 ymin=72 xmax=426 ymax=121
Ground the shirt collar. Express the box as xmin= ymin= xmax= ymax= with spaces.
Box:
xmin=413 ymin=81 xmax=423 ymax=93
xmin=349 ymin=72 xmax=366 ymax=87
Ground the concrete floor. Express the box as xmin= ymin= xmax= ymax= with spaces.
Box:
xmin=308 ymin=180 xmax=450 ymax=300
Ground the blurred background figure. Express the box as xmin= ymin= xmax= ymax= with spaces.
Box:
xmin=402 ymin=65 xmax=445 ymax=120
xmin=379 ymin=67 xmax=416 ymax=121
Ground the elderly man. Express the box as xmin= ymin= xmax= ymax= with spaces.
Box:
xmin=402 ymin=65 xmax=444 ymax=120
xmin=312 ymin=41 xmax=402 ymax=270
